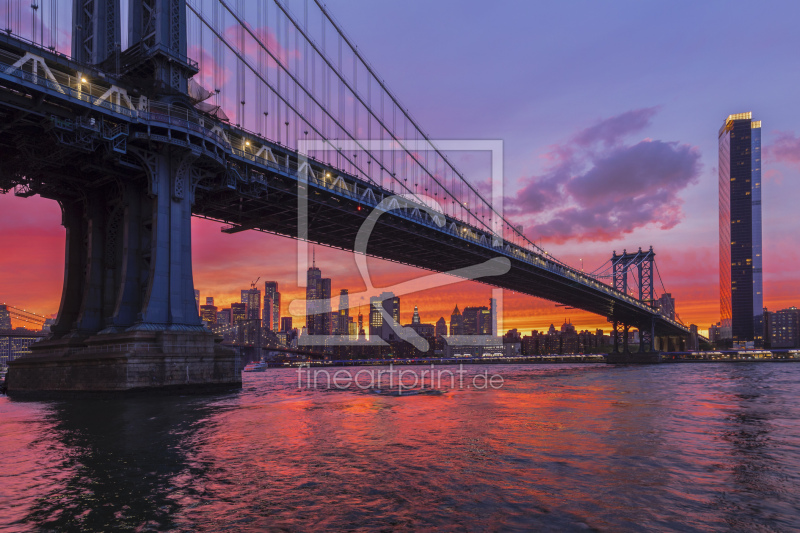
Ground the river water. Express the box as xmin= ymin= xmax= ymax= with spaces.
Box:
xmin=1 ymin=363 xmax=799 ymax=532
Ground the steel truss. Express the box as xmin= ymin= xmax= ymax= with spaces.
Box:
xmin=611 ymin=247 xmax=656 ymax=352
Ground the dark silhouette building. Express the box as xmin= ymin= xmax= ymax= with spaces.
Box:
xmin=435 ymin=317 xmax=447 ymax=337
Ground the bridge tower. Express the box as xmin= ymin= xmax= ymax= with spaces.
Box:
xmin=126 ymin=0 xmax=196 ymax=96
xmin=610 ymin=247 xmax=657 ymax=357
xmin=72 ymin=0 xmax=121 ymax=66
xmin=5 ymin=0 xmax=236 ymax=395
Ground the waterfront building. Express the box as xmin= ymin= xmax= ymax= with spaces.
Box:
xmin=560 ymin=320 xmax=579 ymax=354
xmin=519 ymin=326 xmax=607 ymax=355
xmin=443 ymin=337 xmax=518 ymax=358
xmin=719 ymin=112 xmax=763 ymax=346
xmin=763 ymin=308 xmax=772 ymax=346
xmin=770 ymin=307 xmax=800 ymax=348
xmin=0 ymin=327 xmax=45 ymax=368
xmin=264 ymin=282 xmax=280 ymax=332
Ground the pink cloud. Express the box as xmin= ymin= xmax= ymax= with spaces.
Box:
xmin=766 ymin=131 xmax=800 ymax=168
xmin=506 ymin=108 xmax=701 ymax=244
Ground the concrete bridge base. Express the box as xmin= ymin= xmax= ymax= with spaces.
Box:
xmin=606 ymin=351 xmax=663 ymax=364
xmin=6 ymin=331 xmax=241 ymax=397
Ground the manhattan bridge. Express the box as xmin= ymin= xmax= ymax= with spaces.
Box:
xmin=0 ymin=0 xmax=698 ymax=393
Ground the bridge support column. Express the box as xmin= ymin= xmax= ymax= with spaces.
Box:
xmin=607 ymin=319 xmax=661 ymax=364
xmin=665 ymin=336 xmax=676 ymax=352
xmin=639 ymin=316 xmax=655 ymax=353
xmin=623 ymin=324 xmax=630 ymax=354
xmin=8 ymin=148 xmax=240 ymax=396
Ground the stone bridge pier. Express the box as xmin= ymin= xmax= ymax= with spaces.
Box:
xmin=7 ymin=148 xmax=240 ymax=395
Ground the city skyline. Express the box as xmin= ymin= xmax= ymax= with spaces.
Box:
xmin=1 ymin=1 xmax=800 ymax=338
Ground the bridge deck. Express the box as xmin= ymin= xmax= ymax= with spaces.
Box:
xmin=0 ymin=34 xmax=693 ymax=338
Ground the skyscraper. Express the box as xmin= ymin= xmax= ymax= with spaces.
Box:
xmin=369 ymin=292 xmax=400 ymax=342
xmin=490 ymin=297 xmax=498 ymax=336
xmin=719 ymin=112 xmax=763 ymax=345
xmin=264 ymin=282 xmax=280 ymax=332
xmin=241 ymin=288 xmax=262 ymax=322
xmin=412 ymin=305 xmax=421 ymax=325
xmin=217 ymin=308 xmax=232 ymax=326
xmin=306 ymin=257 xmax=322 ymax=335
xmin=462 ymin=306 xmax=490 ymax=335
xmin=338 ymin=289 xmax=350 ymax=335
xmin=230 ymin=303 xmax=247 ymax=325
xmin=0 ymin=304 xmax=12 ymax=330
xmin=263 ymin=299 xmax=273 ymax=332
xmin=200 ymin=302 xmax=218 ymax=325
xmin=435 ymin=317 xmax=447 ymax=337
xmin=449 ymin=305 xmax=463 ymax=336
xmin=318 ymin=278 xmax=332 ymax=335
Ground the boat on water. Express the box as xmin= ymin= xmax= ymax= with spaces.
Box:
xmin=242 ymin=362 xmax=268 ymax=373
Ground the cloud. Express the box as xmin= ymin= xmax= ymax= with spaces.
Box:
xmin=506 ymin=108 xmax=701 ymax=243
xmin=766 ymin=131 xmax=800 ymax=168
xmin=573 ymin=107 xmax=660 ymax=149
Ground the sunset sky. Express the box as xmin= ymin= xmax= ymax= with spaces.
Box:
xmin=1 ymin=0 xmax=799 ymax=336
